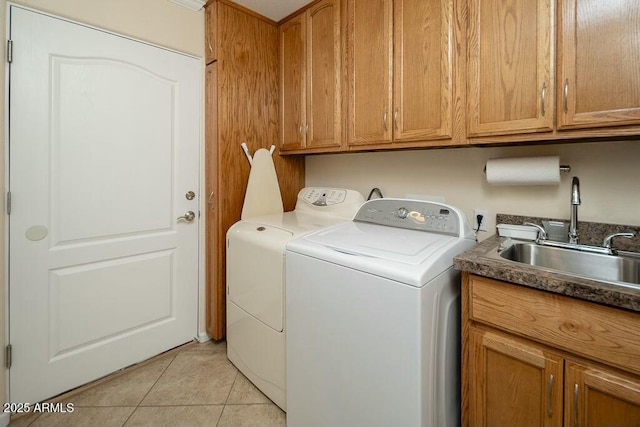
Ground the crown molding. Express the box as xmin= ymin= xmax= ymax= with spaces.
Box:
xmin=169 ymin=0 xmax=206 ymax=11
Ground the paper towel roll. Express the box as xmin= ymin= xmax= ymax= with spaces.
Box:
xmin=486 ymin=156 xmax=560 ymax=185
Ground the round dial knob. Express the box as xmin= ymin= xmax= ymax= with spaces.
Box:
xmin=396 ymin=207 xmax=409 ymax=219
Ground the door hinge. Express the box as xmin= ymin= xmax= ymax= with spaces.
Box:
xmin=5 ymin=345 xmax=11 ymax=369
xmin=6 ymin=191 xmax=11 ymax=215
xmin=7 ymin=40 xmax=12 ymax=63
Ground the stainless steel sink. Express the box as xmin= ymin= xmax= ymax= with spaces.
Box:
xmin=496 ymin=241 xmax=640 ymax=288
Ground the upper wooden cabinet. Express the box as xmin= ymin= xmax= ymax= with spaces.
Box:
xmin=347 ymin=0 xmax=462 ymax=148
xmin=347 ymin=0 xmax=393 ymax=146
xmin=204 ymin=1 xmax=217 ymax=64
xmin=557 ymin=0 xmax=640 ymax=129
xmin=468 ymin=0 xmax=640 ymax=140
xmin=467 ymin=0 xmax=553 ymax=136
xmin=280 ymin=0 xmax=342 ymax=152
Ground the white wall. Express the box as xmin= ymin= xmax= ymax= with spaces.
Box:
xmin=0 ymin=0 xmax=204 ymax=411
xmin=306 ymin=140 xmax=640 ymax=237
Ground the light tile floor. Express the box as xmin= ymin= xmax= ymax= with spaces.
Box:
xmin=9 ymin=341 xmax=286 ymax=427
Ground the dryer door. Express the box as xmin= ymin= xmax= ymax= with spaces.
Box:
xmin=227 ymin=222 xmax=291 ymax=332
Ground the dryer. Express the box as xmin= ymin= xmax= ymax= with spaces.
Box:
xmin=226 ymin=187 xmax=364 ymax=410
xmin=285 ymin=198 xmax=476 ymax=427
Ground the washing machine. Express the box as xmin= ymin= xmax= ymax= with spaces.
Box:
xmin=226 ymin=187 xmax=364 ymax=411
xmin=285 ymin=198 xmax=476 ymax=427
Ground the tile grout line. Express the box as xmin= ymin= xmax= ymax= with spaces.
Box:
xmin=216 ymin=369 xmax=239 ymax=427
xmin=119 ymin=351 xmax=179 ymax=427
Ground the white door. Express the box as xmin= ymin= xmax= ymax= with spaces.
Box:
xmin=8 ymin=6 xmax=200 ymax=403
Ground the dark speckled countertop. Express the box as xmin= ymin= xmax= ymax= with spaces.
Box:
xmin=454 ymin=215 xmax=640 ymax=313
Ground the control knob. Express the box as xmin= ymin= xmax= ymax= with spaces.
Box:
xmin=396 ymin=207 xmax=409 ymax=219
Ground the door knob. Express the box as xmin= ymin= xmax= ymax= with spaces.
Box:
xmin=177 ymin=211 xmax=196 ymax=222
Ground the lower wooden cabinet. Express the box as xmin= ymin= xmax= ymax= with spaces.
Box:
xmin=469 ymin=328 xmax=563 ymax=427
xmin=566 ymin=361 xmax=640 ymax=427
xmin=463 ymin=273 xmax=640 ymax=427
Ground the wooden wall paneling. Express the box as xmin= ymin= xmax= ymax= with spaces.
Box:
xmin=204 ymin=63 xmax=219 ymax=338
xmin=205 ymin=1 xmax=217 ymax=64
xmin=206 ymin=1 xmax=304 ymax=339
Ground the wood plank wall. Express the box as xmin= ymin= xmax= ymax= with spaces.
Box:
xmin=206 ymin=1 xmax=305 ymax=339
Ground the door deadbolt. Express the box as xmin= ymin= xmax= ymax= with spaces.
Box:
xmin=185 ymin=191 xmax=195 ymax=200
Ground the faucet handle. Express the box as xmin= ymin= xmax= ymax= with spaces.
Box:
xmin=603 ymin=232 xmax=636 ymax=251
xmin=524 ymin=222 xmax=548 ymax=241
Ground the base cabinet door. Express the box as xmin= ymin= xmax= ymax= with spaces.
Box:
xmin=565 ymin=361 xmax=640 ymax=427
xmin=469 ymin=328 xmax=563 ymax=427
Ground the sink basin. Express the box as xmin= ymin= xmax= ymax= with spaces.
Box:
xmin=497 ymin=242 xmax=640 ymax=288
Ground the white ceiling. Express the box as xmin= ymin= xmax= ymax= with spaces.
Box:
xmin=232 ymin=0 xmax=313 ymax=21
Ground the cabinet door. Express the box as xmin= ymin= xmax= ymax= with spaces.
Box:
xmin=306 ymin=0 xmax=342 ymax=149
xmin=565 ymin=361 xmax=640 ymax=427
xmin=557 ymin=0 xmax=640 ymax=129
xmin=469 ymin=328 xmax=563 ymax=427
xmin=280 ymin=14 xmax=306 ymax=150
xmin=205 ymin=1 xmax=216 ymax=64
xmin=393 ymin=0 xmax=453 ymax=141
xmin=347 ymin=0 xmax=393 ymax=146
xmin=467 ymin=0 xmax=553 ymax=136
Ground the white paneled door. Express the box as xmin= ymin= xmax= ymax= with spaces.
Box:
xmin=8 ymin=6 xmax=200 ymax=403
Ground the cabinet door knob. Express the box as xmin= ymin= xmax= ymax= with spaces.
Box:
xmin=541 ymin=82 xmax=547 ymax=117
xmin=383 ymin=110 xmax=388 ymax=131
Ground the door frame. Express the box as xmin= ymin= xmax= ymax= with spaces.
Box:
xmin=3 ymin=2 xmax=207 ymax=406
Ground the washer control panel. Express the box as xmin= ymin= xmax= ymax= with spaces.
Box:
xmin=354 ymin=198 xmax=464 ymax=236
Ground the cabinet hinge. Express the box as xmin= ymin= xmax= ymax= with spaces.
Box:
xmin=5 ymin=344 xmax=11 ymax=369
xmin=7 ymin=40 xmax=12 ymax=63
xmin=6 ymin=191 xmax=11 ymax=215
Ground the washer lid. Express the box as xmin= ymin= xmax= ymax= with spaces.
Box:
xmin=304 ymin=221 xmax=456 ymax=265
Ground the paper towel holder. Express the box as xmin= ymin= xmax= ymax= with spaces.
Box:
xmin=483 ymin=164 xmax=571 ymax=173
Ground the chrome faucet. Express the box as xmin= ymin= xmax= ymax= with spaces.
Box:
xmin=568 ymin=177 xmax=580 ymax=244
